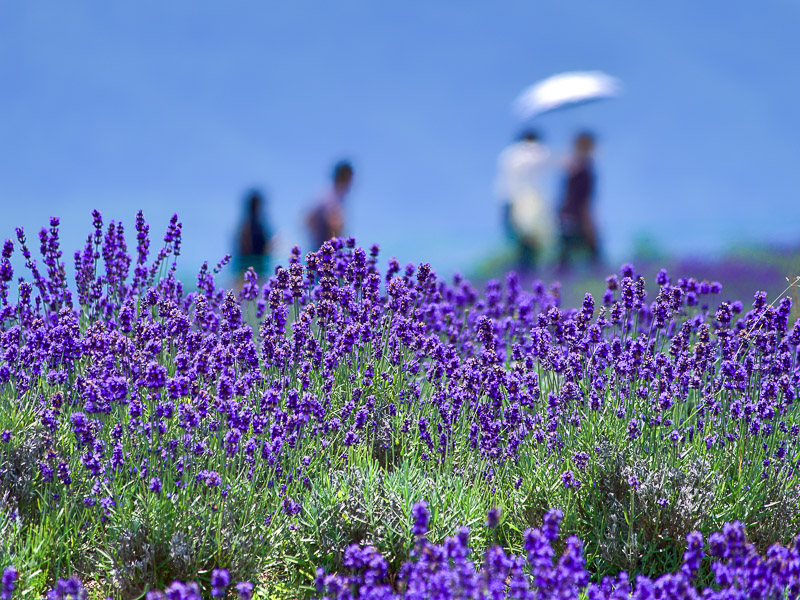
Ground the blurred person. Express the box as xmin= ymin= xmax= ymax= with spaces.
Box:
xmin=558 ymin=131 xmax=600 ymax=271
xmin=495 ymin=130 xmax=554 ymax=272
xmin=235 ymin=189 xmax=274 ymax=279
xmin=307 ymin=160 xmax=354 ymax=249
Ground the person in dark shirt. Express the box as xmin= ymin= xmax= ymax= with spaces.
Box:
xmin=307 ymin=160 xmax=354 ymax=250
xmin=558 ymin=132 xmax=600 ymax=270
xmin=236 ymin=189 xmax=274 ymax=279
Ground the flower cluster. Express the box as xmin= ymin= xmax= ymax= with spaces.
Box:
xmin=0 ymin=569 xmax=252 ymax=600
xmin=0 ymin=211 xmax=798 ymax=595
xmin=314 ymin=503 xmax=800 ymax=599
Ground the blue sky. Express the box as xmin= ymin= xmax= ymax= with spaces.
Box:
xmin=1 ymin=2 xmax=799 ymax=280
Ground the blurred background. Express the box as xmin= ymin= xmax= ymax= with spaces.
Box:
xmin=1 ymin=1 xmax=799 ymax=297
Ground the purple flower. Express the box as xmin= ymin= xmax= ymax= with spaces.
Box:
xmin=2 ymin=567 xmax=18 ymax=600
xmin=235 ymin=582 xmax=253 ymax=600
xmin=282 ymin=497 xmax=302 ymax=517
xmin=627 ymin=417 xmax=641 ymax=440
xmin=210 ymin=569 xmax=230 ymax=598
xmin=542 ymin=509 xmax=563 ymax=542
xmin=561 ymin=470 xmax=581 ymax=489
xmin=572 ymin=451 xmax=590 ymax=470
xmin=682 ymin=531 xmax=705 ymax=576
xmin=46 ymin=577 xmax=86 ymax=600
xmin=143 ymin=361 xmax=167 ymax=389
xmin=196 ymin=470 xmax=222 ymax=488
xmin=411 ymin=500 xmax=429 ymax=536
xmin=163 ymin=581 xmax=201 ymax=600
xmin=486 ymin=507 xmax=501 ymax=529
xmin=57 ymin=462 xmax=71 ymax=487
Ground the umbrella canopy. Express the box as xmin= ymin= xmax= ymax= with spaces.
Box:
xmin=514 ymin=71 xmax=621 ymax=120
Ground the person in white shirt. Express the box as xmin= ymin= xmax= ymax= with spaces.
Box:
xmin=495 ymin=130 xmax=554 ymax=272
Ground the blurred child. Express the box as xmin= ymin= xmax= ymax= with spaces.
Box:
xmin=236 ymin=189 xmax=274 ymax=279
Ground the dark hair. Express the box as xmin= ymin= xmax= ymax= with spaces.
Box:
xmin=575 ymin=131 xmax=595 ymax=145
xmin=245 ymin=189 xmax=263 ymax=217
xmin=518 ymin=129 xmax=541 ymax=142
xmin=332 ymin=161 xmax=354 ymax=184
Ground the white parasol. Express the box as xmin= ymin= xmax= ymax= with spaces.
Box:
xmin=514 ymin=71 xmax=621 ymax=120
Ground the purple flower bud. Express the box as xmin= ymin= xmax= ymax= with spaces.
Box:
xmin=210 ymin=569 xmax=230 ymax=598
xmin=235 ymin=582 xmax=253 ymax=600
xmin=411 ymin=500 xmax=429 ymax=536
xmin=2 ymin=567 xmax=18 ymax=600
xmin=486 ymin=507 xmax=501 ymax=529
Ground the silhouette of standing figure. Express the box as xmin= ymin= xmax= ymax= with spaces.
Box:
xmin=307 ymin=161 xmax=354 ymax=250
xmin=558 ymin=132 xmax=600 ymax=270
xmin=236 ymin=189 xmax=273 ymax=279
xmin=495 ymin=130 xmax=553 ymax=273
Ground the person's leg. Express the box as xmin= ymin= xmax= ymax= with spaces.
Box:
xmin=582 ymin=221 xmax=600 ymax=266
xmin=586 ymin=233 xmax=600 ymax=266
xmin=518 ymin=240 xmax=534 ymax=273
xmin=529 ymin=241 xmax=539 ymax=273
xmin=502 ymin=203 xmax=515 ymax=240
xmin=558 ymin=232 xmax=573 ymax=272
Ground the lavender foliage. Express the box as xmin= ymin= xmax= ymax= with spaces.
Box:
xmin=0 ymin=211 xmax=799 ymax=597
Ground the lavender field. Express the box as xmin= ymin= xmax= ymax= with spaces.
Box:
xmin=2 ymin=212 xmax=800 ymax=599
